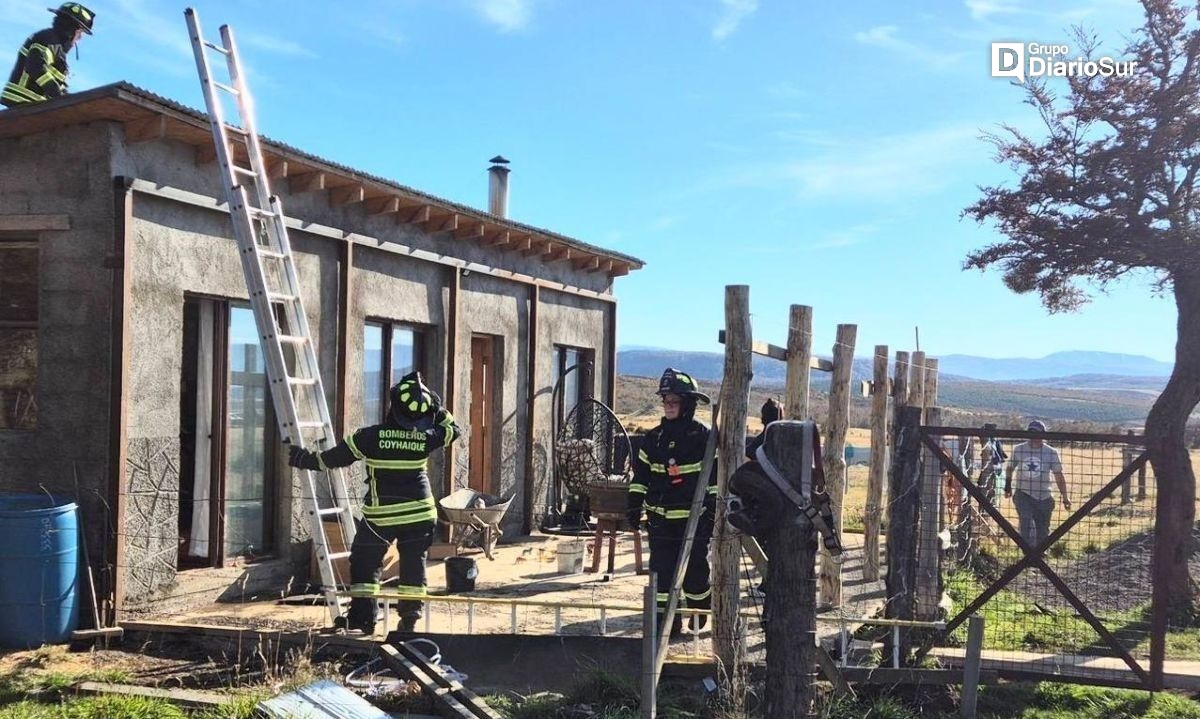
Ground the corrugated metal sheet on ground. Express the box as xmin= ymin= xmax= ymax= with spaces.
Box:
xmin=257 ymin=679 xmax=391 ymax=718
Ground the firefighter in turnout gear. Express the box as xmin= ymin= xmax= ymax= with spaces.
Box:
xmin=627 ymin=368 xmax=715 ymax=637
xmin=2 ymin=3 xmax=95 ymax=108
xmin=289 ymin=371 xmax=461 ymax=636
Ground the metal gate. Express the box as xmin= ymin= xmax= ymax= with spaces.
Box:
xmin=917 ymin=425 xmax=1159 ymax=689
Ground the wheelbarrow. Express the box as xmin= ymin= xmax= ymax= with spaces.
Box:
xmin=439 ymin=488 xmax=513 ymax=560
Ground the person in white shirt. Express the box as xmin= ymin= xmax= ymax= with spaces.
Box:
xmin=1004 ymin=420 xmax=1072 ymax=547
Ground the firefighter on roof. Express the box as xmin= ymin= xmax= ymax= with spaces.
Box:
xmin=626 ymin=368 xmax=716 ymax=637
xmin=289 ymin=371 xmax=460 ymax=636
xmin=3 ymin=4 xmax=95 ymax=108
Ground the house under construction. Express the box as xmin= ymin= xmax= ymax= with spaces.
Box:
xmin=0 ymin=82 xmax=642 ymax=616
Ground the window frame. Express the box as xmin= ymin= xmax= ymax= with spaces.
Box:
xmin=363 ymin=319 xmax=427 ymax=424
xmin=0 ymin=238 xmax=39 ymax=431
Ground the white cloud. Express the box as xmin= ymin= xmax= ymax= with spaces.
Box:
xmin=239 ymin=31 xmax=318 ymax=59
xmin=695 ymin=124 xmax=986 ymax=205
xmin=470 ymin=0 xmax=534 ymax=33
xmin=712 ymin=0 xmax=758 ymax=42
xmin=965 ymin=0 xmax=1022 ymax=22
xmin=854 ymin=25 xmax=967 ymax=70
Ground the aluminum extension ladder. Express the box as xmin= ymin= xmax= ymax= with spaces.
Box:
xmin=184 ymin=8 xmax=356 ymax=623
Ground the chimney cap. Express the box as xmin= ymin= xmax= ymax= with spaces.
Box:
xmin=489 ymin=155 xmax=510 ymax=165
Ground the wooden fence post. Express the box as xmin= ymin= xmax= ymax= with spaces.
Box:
xmin=924 ymin=358 xmax=939 ymax=408
xmin=641 ymin=574 xmax=657 ymax=719
xmin=786 ymin=305 xmax=813 ymax=420
xmin=908 ymin=351 xmax=927 ymax=417
xmin=818 ymin=324 xmax=856 ymax=608
xmin=714 ymin=285 xmax=751 ymax=699
xmin=884 ymin=405 xmax=922 ymax=663
xmin=761 ymin=423 xmax=818 ymax=719
xmin=915 ymin=406 xmax=943 ymax=621
xmin=864 ymin=345 xmax=889 ymax=582
xmin=893 ymin=351 xmax=910 ymax=415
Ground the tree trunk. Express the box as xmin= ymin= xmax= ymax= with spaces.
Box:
xmin=1147 ymin=274 xmax=1200 ymax=625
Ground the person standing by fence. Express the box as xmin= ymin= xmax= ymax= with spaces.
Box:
xmin=1004 ymin=420 xmax=1071 ymax=547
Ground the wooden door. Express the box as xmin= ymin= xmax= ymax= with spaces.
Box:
xmin=468 ymin=335 xmax=495 ymax=493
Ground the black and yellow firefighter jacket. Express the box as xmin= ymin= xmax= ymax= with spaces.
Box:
xmin=3 ymin=28 xmax=70 ymax=107
xmin=313 ymin=408 xmax=460 ymax=527
xmin=628 ymin=417 xmax=716 ymax=520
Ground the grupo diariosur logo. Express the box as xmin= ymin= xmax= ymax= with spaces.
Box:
xmin=991 ymin=42 xmax=1137 ymax=83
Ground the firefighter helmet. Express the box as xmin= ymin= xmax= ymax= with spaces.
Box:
xmin=390 ymin=371 xmax=436 ymax=421
xmin=49 ymin=3 xmax=95 ymax=34
xmin=656 ymin=368 xmax=711 ymax=405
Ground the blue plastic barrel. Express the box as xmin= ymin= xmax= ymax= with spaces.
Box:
xmin=0 ymin=495 xmax=80 ymax=648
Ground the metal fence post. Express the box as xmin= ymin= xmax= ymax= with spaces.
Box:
xmin=961 ymin=614 xmax=985 ymax=719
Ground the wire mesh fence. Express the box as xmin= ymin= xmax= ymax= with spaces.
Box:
xmin=916 ymin=425 xmax=1163 ymax=687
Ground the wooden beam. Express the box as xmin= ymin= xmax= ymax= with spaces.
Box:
xmin=194 ymin=144 xmax=217 ymax=165
xmin=0 ymin=214 xmax=71 ymax=231
xmin=573 ymin=255 xmax=600 ymax=271
xmin=401 ymin=205 xmax=431 ymax=225
xmin=267 ymin=158 xmax=289 ymax=178
xmin=546 ymin=246 xmax=573 ymax=263
xmin=608 ymin=262 xmax=631 ymax=277
xmin=594 ymin=259 xmax=615 ymax=274
xmin=520 ymin=238 xmax=545 ymax=256
xmin=76 ymin=682 xmax=231 ymax=710
xmin=786 ymin=305 xmax=813 ymax=419
xmin=365 ymin=196 xmax=400 ymax=215
xmin=455 ymin=222 xmax=485 ymax=241
xmin=437 ymin=213 xmax=459 ymax=233
xmin=482 ymin=230 xmax=510 ymax=247
xmin=289 ymin=172 xmax=326 ymax=194
xmin=124 ymin=115 xmax=166 ymax=143
xmin=329 ymin=185 xmax=366 ymax=206
xmin=511 ymin=236 xmax=534 ymax=254
xmin=717 ymin=330 xmax=835 ymax=371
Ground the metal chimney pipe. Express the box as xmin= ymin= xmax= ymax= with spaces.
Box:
xmin=488 ymin=155 xmax=510 ymax=218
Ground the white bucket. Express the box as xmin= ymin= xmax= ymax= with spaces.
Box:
xmin=557 ymin=539 xmax=585 ymax=574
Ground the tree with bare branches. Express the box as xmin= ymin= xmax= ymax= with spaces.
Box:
xmin=964 ymin=0 xmax=1200 ymax=623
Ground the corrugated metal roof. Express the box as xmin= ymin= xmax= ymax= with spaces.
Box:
xmin=258 ymin=679 xmax=392 ymax=718
xmin=0 ymin=81 xmax=644 ymax=270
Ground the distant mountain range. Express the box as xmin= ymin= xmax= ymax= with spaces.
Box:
xmin=616 ymin=347 xmax=1174 ymax=423
xmin=617 ymin=347 xmax=1172 ymax=384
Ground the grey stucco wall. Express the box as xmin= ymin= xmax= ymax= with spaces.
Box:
xmin=0 ymin=122 xmax=116 ymax=580
xmin=532 ymin=291 xmax=612 ymax=527
xmin=1 ymin=116 xmax=622 ymax=611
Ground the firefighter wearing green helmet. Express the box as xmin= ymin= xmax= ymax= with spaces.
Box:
xmin=2 ymin=3 xmax=95 ymax=108
xmin=289 ymin=371 xmax=460 ymax=636
xmin=626 ymin=367 xmax=716 ymax=637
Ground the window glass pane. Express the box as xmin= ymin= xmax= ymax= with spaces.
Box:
xmin=364 ymin=323 xmax=384 ymax=424
xmin=0 ymin=328 xmax=36 ymax=429
xmin=225 ymin=307 xmax=269 ymax=557
xmin=0 ymin=244 xmax=37 ymax=323
xmin=390 ymin=326 xmax=418 ymax=386
xmin=563 ymin=348 xmax=581 ymax=419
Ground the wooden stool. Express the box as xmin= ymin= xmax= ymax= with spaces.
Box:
xmin=587 ymin=513 xmax=647 ymax=576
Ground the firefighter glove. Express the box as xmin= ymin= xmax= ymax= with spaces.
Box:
xmin=288 ymin=444 xmax=322 ymax=471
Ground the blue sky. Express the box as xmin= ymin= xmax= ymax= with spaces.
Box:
xmin=1 ymin=0 xmax=1176 ymax=361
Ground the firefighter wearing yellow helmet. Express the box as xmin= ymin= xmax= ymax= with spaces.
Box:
xmin=289 ymin=371 xmax=460 ymax=636
xmin=3 ymin=4 xmax=95 ymax=108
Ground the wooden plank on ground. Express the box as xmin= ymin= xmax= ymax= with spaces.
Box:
xmin=395 ymin=642 xmax=504 ymax=719
xmin=378 ymin=644 xmax=480 ymax=719
xmin=75 ymin=681 xmax=230 ymax=709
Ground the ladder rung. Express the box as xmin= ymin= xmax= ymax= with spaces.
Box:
xmin=203 ymin=40 xmax=230 ymax=55
xmin=297 ymin=421 xmax=327 ymax=429
xmin=258 ymin=249 xmax=287 ymax=260
xmin=211 ymin=81 xmax=240 ymax=96
xmin=266 ymin=292 xmax=297 ymax=303
xmin=224 ymin=122 xmax=249 ymax=136
xmin=247 ymin=206 xmax=276 ymax=219
xmin=326 ymin=551 xmax=353 ymax=562
xmin=278 ymin=334 xmax=308 ymax=345
xmin=233 ymin=165 xmax=259 ymax=178
xmin=318 ymin=507 xmax=346 ymax=518
xmin=288 ymin=376 xmax=317 ymax=387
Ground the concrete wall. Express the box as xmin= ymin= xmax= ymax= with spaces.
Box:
xmin=0 ymin=117 xmax=622 ymax=612
xmin=0 ymin=123 xmax=117 ymax=580
xmin=531 ymin=291 xmax=612 ymax=526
